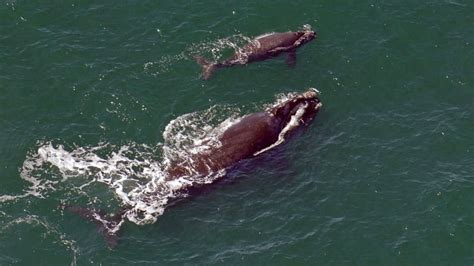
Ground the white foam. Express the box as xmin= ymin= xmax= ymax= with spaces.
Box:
xmin=186 ymin=34 xmax=253 ymax=62
xmin=0 ymin=194 xmax=28 ymax=203
xmin=16 ymin=105 xmax=241 ymax=232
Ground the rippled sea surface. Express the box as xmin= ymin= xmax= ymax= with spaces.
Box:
xmin=1 ymin=1 xmax=473 ymax=265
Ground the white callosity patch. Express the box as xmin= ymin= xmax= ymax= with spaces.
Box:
xmin=254 ymin=102 xmax=309 ymax=156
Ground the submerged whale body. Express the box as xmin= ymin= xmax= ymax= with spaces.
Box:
xmin=66 ymin=89 xmax=322 ymax=248
xmin=195 ymin=29 xmax=317 ymax=79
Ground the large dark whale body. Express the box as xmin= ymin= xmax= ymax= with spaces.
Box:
xmin=196 ymin=30 xmax=316 ymax=79
xmin=66 ymin=89 xmax=322 ymax=247
xmin=164 ymin=88 xmax=322 ymax=178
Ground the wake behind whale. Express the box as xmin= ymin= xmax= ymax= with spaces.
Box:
xmin=18 ymin=89 xmax=322 ymax=247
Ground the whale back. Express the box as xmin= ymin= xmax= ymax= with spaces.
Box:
xmin=164 ymin=112 xmax=281 ymax=178
xmin=240 ymin=32 xmax=303 ymax=60
xmin=217 ymin=112 xmax=282 ymax=161
xmin=255 ymin=32 xmax=303 ymax=50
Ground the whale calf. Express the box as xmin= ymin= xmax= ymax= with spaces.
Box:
xmin=65 ymin=89 xmax=322 ymax=247
xmin=195 ymin=29 xmax=317 ymax=79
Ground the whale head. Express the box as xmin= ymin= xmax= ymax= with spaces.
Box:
xmin=269 ymin=88 xmax=322 ymax=131
xmin=295 ymin=30 xmax=317 ymax=46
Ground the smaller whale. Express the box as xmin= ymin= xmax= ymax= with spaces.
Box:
xmin=195 ymin=29 xmax=317 ymax=79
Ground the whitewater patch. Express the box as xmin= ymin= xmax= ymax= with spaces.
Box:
xmin=15 ymin=105 xmax=242 ymax=229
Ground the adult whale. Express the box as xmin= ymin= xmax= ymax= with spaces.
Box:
xmin=164 ymin=88 xmax=322 ymax=178
xmin=195 ymin=29 xmax=317 ymax=79
xmin=65 ymin=88 xmax=322 ymax=248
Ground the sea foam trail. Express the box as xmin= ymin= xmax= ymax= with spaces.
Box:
xmin=15 ymin=93 xmax=304 ymax=231
xmin=17 ymin=105 xmax=241 ymax=227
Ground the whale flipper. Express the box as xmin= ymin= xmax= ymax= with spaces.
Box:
xmin=63 ymin=205 xmax=125 ymax=248
xmin=195 ymin=56 xmax=217 ymax=80
xmin=285 ymin=50 xmax=297 ymax=67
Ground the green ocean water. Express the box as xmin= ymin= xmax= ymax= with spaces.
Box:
xmin=1 ymin=0 xmax=474 ymax=265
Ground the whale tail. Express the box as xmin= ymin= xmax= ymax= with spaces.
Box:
xmin=195 ymin=56 xmax=217 ymax=80
xmin=62 ymin=204 xmax=126 ymax=249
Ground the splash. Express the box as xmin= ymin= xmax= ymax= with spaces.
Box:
xmin=16 ymin=105 xmax=241 ymax=229
xmin=162 ymin=105 xmax=241 ymax=169
xmin=144 ymin=53 xmax=187 ymax=76
xmin=186 ymin=34 xmax=252 ymax=62
xmin=144 ymin=34 xmax=253 ymax=75
xmin=301 ymin=24 xmax=313 ymax=31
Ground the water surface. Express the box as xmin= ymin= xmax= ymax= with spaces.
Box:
xmin=1 ymin=1 xmax=473 ymax=265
